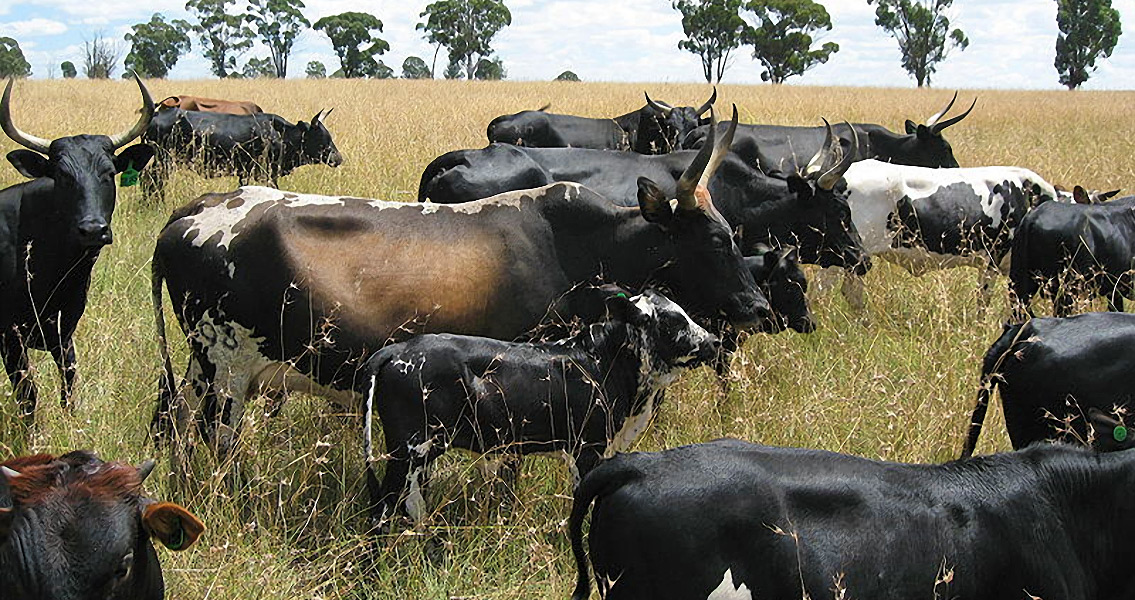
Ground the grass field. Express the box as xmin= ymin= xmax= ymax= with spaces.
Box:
xmin=1 ymin=78 xmax=1133 ymax=599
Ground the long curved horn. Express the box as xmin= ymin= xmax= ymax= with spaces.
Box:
xmin=930 ymin=97 xmax=976 ymax=134
xmin=804 ymin=118 xmax=835 ymax=177
xmin=817 ymin=121 xmax=858 ymax=190
xmin=675 ymin=107 xmax=716 ymax=209
xmin=694 ymin=87 xmax=717 ymax=117
xmin=1 ymin=78 xmax=52 ymax=153
xmin=644 ymin=91 xmax=674 ymax=117
xmin=697 ymin=103 xmax=737 ymax=192
xmin=136 ymin=459 xmax=157 ymax=484
xmin=0 ymin=466 xmax=20 ymax=479
xmin=924 ymin=91 xmax=958 ymax=129
xmin=107 ymin=72 xmax=154 ymax=150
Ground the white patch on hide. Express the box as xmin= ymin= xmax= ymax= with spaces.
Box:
xmin=707 ymin=569 xmax=753 ymax=600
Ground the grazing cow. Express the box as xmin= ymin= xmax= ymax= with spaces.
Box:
xmin=1010 ymin=191 xmax=1135 ymax=317
xmin=156 ymin=95 xmax=263 ymax=115
xmin=150 ymin=110 xmax=769 ymax=461
xmin=0 ymin=75 xmax=154 ymax=422
xmin=360 ymin=289 xmax=719 ymax=530
xmin=487 ymin=89 xmax=715 ymax=154
xmin=420 ymin=114 xmax=870 ymax=274
xmin=822 ymin=159 xmax=1059 ymax=308
xmin=962 ymin=313 xmax=1135 ymax=458
xmin=140 ymin=107 xmax=343 ymax=200
xmin=569 ymin=438 xmax=1135 ymax=600
xmin=0 ymin=451 xmax=204 ymax=600
xmin=683 ymin=91 xmax=975 ymax=174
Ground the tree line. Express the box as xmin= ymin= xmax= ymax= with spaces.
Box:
xmin=0 ymin=0 xmax=1123 ymax=89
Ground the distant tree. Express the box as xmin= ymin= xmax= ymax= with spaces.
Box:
xmin=0 ymin=38 xmax=32 ymax=79
xmin=372 ymin=60 xmax=395 ymax=79
xmin=83 ymin=32 xmax=123 ymax=79
xmin=313 ymin=12 xmax=390 ymax=78
xmin=473 ymin=56 xmax=506 ymax=80
xmin=246 ymin=0 xmax=310 ymax=78
xmin=1055 ymin=0 xmax=1122 ymax=89
xmin=867 ymin=0 xmax=968 ymax=87
xmin=124 ymin=14 xmax=192 ymax=78
xmin=186 ymin=0 xmax=254 ymax=78
xmin=672 ymin=0 xmax=746 ymax=83
xmin=61 ymin=61 xmax=77 ymax=78
xmin=305 ymin=60 xmax=326 ymax=78
xmin=443 ymin=57 xmax=463 ymax=79
xmin=554 ymin=70 xmax=580 ymax=81
xmin=418 ymin=0 xmax=512 ymax=80
xmin=402 ymin=56 xmax=432 ymax=79
xmin=242 ymin=56 xmax=276 ymax=78
xmin=742 ymin=0 xmax=838 ymax=84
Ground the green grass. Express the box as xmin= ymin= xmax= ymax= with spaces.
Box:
xmin=1 ymin=78 xmax=1131 ymax=599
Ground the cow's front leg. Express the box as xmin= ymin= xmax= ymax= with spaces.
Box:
xmin=2 ymin=334 xmax=36 ymax=424
xmin=49 ymin=336 xmax=77 ymax=410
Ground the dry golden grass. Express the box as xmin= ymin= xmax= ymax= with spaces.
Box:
xmin=1 ymin=78 xmax=1133 ymax=599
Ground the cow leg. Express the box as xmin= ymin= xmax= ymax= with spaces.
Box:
xmin=2 ymin=334 xmax=37 ymax=424
xmin=1108 ymin=290 xmax=1125 ymax=313
xmin=572 ymin=449 xmax=603 ymax=489
xmin=374 ymin=428 xmax=442 ymax=533
xmin=977 ymin=267 xmax=997 ymax=309
xmin=49 ymin=337 xmax=77 ymax=411
xmin=841 ymin=270 xmax=867 ymax=312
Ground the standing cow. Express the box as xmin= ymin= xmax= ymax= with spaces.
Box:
xmin=140 ymin=107 xmax=343 ymax=201
xmin=570 ymin=438 xmax=1135 ymax=600
xmin=0 ymin=75 xmax=154 ymax=422
xmin=1010 ymin=190 xmax=1135 ymax=317
xmin=361 ymin=289 xmax=719 ymax=530
xmin=150 ymin=109 xmax=769 ymax=463
xmin=961 ymin=313 xmax=1135 ymax=458
xmin=0 ymin=451 xmax=204 ymax=600
xmin=487 ymin=89 xmax=715 ymax=154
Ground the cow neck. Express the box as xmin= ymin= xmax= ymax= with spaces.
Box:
xmin=581 ymin=318 xmax=652 ymax=410
xmin=724 ymin=174 xmax=812 ymax=249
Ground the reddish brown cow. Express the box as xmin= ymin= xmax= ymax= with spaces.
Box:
xmin=0 ymin=451 xmax=204 ymax=600
xmin=157 ymin=95 xmax=263 ymax=115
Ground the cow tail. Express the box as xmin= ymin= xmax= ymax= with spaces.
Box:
xmin=569 ymin=458 xmax=641 ymax=600
xmin=360 ymin=347 xmax=397 ymax=465
xmin=417 ymin=150 xmax=466 ymax=203
xmin=961 ymin=322 xmax=1025 ymax=458
xmin=150 ymin=249 xmax=178 ymax=443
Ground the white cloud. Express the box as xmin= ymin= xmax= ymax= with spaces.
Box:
xmin=2 ymin=18 xmax=68 ymax=37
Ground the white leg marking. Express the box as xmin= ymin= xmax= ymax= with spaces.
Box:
xmin=708 ymin=569 xmax=753 ymax=600
xmin=405 ymin=463 xmax=427 ymax=523
xmin=364 ymin=374 xmax=377 ymax=461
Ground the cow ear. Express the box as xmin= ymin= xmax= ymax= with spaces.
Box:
xmin=637 ymin=177 xmax=674 ymax=226
xmin=114 ymin=144 xmax=155 ymax=174
xmin=786 ymin=175 xmax=813 ymax=199
xmin=779 ymin=245 xmax=799 ymax=265
xmin=1073 ymin=186 xmax=1091 ymax=204
xmin=763 ymin=247 xmax=780 ymax=271
xmin=1087 ymin=408 xmax=1128 ymax=450
xmin=904 ymin=120 xmax=918 ymax=134
xmin=7 ymin=150 xmax=50 ymax=179
xmin=605 ymin=292 xmax=647 ymax=326
xmin=142 ymin=502 xmax=204 ymax=552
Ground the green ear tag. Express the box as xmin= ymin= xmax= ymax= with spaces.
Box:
xmin=616 ymin=293 xmax=627 ymax=299
xmin=120 ymin=162 xmax=139 ymax=187
xmin=1114 ymin=425 xmax=1128 ymax=443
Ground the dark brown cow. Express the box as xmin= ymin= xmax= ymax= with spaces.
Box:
xmin=0 ymin=451 xmax=204 ymax=600
xmin=156 ymin=95 xmax=263 ymax=115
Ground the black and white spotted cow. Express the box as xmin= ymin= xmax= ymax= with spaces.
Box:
xmin=826 ymin=159 xmax=1058 ymax=308
xmin=570 ymin=438 xmax=1135 ymax=600
xmin=359 ymin=289 xmax=719 ymax=529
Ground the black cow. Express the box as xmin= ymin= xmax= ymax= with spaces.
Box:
xmin=420 ymin=114 xmax=869 ymax=273
xmin=1010 ymin=191 xmax=1135 ymax=317
xmin=360 ymin=289 xmax=719 ymax=530
xmin=683 ymin=92 xmax=975 ymax=174
xmin=140 ymin=107 xmax=343 ymax=200
xmin=0 ymin=451 xmax=204 ymax=600
xmin=0 ymin=75 xmax=154 ymax=423
xmin=961 ymin=313 xmax=1135 ymax=457
xmin=150 ymin=109 xmax=769 ymax=462
xmin=486 ymin=89 xmax=715 ymax=154
xmin=570 ymin=438 xmax=1135 ymax=600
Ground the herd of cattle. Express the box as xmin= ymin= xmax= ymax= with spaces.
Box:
xmin=2 ymin=73 xmax=1134 ymax=599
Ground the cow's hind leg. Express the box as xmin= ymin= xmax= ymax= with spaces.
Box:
xmin=49 ymin=337 xmax=77 ymax=411
xmin=374 ymin=428 xmax=443 ymax=534
xmin=2 ymin=333 xmax=37 ymax=425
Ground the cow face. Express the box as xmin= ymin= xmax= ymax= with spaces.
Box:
xmin=7 ymin=139 xmax=153 ymax=248
xmin=783 ymin=175 xmax=870 ymax=274
xmin=0 ymin=453 xmax=203 ymax=600
xmin=608 ymin=289 xmax=720 ymax=368
xmin=639 ymin=90 xmax=715 ymax=153
xmin=750 ymin=246 xmax=814 ymax=334
xmin=892 ymin=92 xmax=976 ymax=168
xmin=294 ymin=109 xmax=343 ymax=168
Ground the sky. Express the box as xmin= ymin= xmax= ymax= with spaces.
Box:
xmin=2 ymin=0 xmax=1134 ymax=89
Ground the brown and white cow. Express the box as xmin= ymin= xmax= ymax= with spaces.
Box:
xmin=156 ymin=95 xmax=263 ymax=115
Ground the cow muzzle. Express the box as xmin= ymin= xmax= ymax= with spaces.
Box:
xmin=77 ymin=221 xmax=113 ymax=247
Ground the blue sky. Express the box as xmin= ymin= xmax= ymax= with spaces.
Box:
xmin=3 ymin=0 xmax=1134 ymax=89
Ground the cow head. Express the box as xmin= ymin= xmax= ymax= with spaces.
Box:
xmin=1061 ymin=185 xmax=1123 ymax=204
xmin=749 ymin=244 xmax=814 ymax=334
xmin=0 ymin=452 xmax=203 ymax=600
xmin=638 ymin=105 xmax=772 ymax=331
xmin=289 ymin=108 xmax=343 ymax=168
xmin=2 ymin=74 xmax=154 ymax=248
xmin=781 ymin=119 xmax=870 ymax=274
xmin=638 ymin=88 xmax=716 ymax=153
xmin=885 ymin=91 xmax=975 ymax=168
xmin=605 ymin=289 xmax=720 ymax=368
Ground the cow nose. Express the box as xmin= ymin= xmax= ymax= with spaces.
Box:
xmin=793 ymin=318 xmax=817 ymax=334
xmin=77 ymin=222 xmax=112 ymax=246
xmin=327 ymin=151 xmax=344 ymax=167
